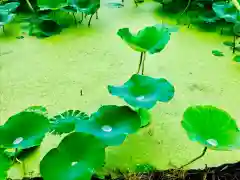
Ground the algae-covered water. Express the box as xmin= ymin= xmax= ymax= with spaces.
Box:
xmin=1 ymin=0 xmax=240 ymax=178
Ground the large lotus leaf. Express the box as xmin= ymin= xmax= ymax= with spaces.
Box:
xmin=0 ymin=111 xmax=50 ymax=149
xmin=75 ymin=105 xmax=141 ymax=146
xmin=0 ymin=2 xmax=20 ymax=12
xmin=212 ymin=2 xmax=240 ymax=23
xmin=0 ymin=12 xmax=15 ymax=26
xmin=37 ymin=0 xmax=68 ymax=10
xmin=108 ymin=74 xmax=175 ymax=109
xmin=50 ymin=110 xmax=89 ymax=135
xmin=40 ymin=132 xmax=105 ymax=180
xmin=117 ymin=24 xmax=171 ymax=54
xmin=0 ymin=150 xmax=11 ymax=180
xmin=181 ymin=105 xmax=240 ymax=150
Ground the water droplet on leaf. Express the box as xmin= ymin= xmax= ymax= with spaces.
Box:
xmin=101 ymin=125 xmax=112 ymax=132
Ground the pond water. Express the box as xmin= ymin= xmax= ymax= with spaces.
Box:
xmin=1 ymin=0 xmax=240 ymax=178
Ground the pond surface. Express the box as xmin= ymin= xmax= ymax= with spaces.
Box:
xmin=1 ymin=0 xmax=240 ymax=178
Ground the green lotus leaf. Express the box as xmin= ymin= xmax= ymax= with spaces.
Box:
xmin=37 ymin=19 xmax=62 ymax=37
xmin=137 ymin=108 xmax=151 ymax=128
xmin=117 ymin=24 xmax=172 ymax=54
xmin=0 ymin=150 xmax=11 ymax=180
xmin=68 ymin=0 xmax=100 ymax=14
xmin=0 ymin=111 xmax=50 ymax=149
xmin=181 ymin=105 xmax=240 ymax=150
xmin=212 ymin=2 xmax=240 ymax=23
xmin=212 ymin=50 xmax=224 ymax=56
xmin=24 ymin=105 xmax=48 ymax=116
xmin=108 ymin=74 xmax=175 ymax=109
xmin=233 ymin=55 xmax=240 ymax=62
xmin=50 ymin=110 xmax=89 ymax=135
xmin=40 ymin=132 xmax=105 ymax=180
xmin=75 ymin=105 xmax=141 ymax=146
xmin=37 ymin=0 xmax=68 ymax=10
xmin=61 ymin=5 xmax=78 ymax=12
xmin=0 ymin=2 xmax=20 ymax=13
xmin=0 ymin=12 xmax=15 ymax=26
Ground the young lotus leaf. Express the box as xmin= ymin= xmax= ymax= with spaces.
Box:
xmin=181 ymin=105 xmax=240 ymax=150
xmin=75 ymin=105 xmax=141 ymax=146
xmin=0 ymin=111 xmax=50 ymax=149
xmin=50 ymin=110 xmax=89 ymax=135
xmin=117 ymin=24 xmax=171 ymax=54
xmin=0 ymin=150 xmax=11 ymax=179
xmin=37 ymin=0 xmax=68 ymax=10
xmin=212 ymin=2 xmax=240 ymax=23
xmin=0 ymin=2 xmax=20 ymax=13
xmin=137 ymin=108 xmax=151 ymax=128
xmin=108 ymin=74 xmax=175 ymax=109
xmin=40 ymin=132 xmax=105 ymax=180
xmin=0 ymin=12 xmax=15 ymax=26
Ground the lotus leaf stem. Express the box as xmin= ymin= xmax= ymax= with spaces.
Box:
xmin=96 ymin=11 xmax=99 ymax=19
xmin=25 ymin=0 xmax=35 ymax=13
xmin=137 ymin=52 xmax=146 ymax=75
xmin=179 ymin=147 xmax=207 ymax=169
xmin=79 ymin=12 xmax=84 ymax=23
xmin=88 ymin=14 xmax=94 ymax=27
xmin=141 ymin=52 xmax=146 ymax=75
xmin=72 ymin=12 xmax=77 ymax=24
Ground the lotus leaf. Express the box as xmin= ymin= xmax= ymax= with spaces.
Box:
xmin=37 ymin=0 xmax=68 ymax=10
xmin=212 ymin=2 xmax=240 ymax=23
xmin=138 ymin=108 xmax=151 ymax=127
xmin=117 ymin=24 xmax=172 ymax=54
xmin=181 ymin=105 xmax=240 ymax=150
xmin=37 ymin=19 xmax=62 ymax=37
xmin=50 ymin=110 xmax=89 ymax=135
xmin=0 ymin=111 xmax=50 ymax=149
xmin=233 ymin=55 xmax=240 ymax=62
xmin=75 ymin=105 xmax=141 ymax=146
xmin=0 ymin=12 xmax=15 ymax=26
xmin=0 ymin=150 xmax=11 ymax=180
xmin=108 ymin=74 xmax=175 ymax=109
xmin=40 ymin=132 xmax=105 ymax=180
xmin=212 ymin=50 xmax=224 ymax=56
xmin=0 ymin=2 xmax=20 ymax=12
xmin=68 ymin=0 xmax=100 ymax=14
xmin=24 ymin=105 xmax=48 ymax=116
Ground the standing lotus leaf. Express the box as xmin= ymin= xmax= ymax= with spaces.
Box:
xmin=0 ymin=11 xmax=15 ymax=26
xmin=0 ymin=2 xmax=20 ymax=13
xmin=212 ymin=2 xmax=240 ymax=23
xmin=0 ymin=111 xmax=50 ymax=149
xmin=108 ymin=74 xmax=175 ymax=109
xmin=50 ymin=110 xmax=89 ymax=135
xmin=37 ymin=0 xmax=68 ymax=10
xmin=0 ymin=150 xmax=11 ymax=180
xmin=117 ymin=24 xmax=172 ymax=54
xmin=40 ymin=132 xmax=105 ymax=180
xmin=24 ymin=105 xmax=48 ymax=116
xmin=181 ymin=105 xmax=240 ymax=150
xmin=75 ymin=105 xmax=141 ymax=146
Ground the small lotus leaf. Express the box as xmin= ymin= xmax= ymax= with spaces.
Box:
xmin=40 ymin=132 xmax=105 ymax=180
xmin=181 ymin=105 xmax=240 ymax=150
xmin=0 ymin=150 xmax=11 ymax=179
xmin=212 ymin=50 xmax=224 ymax=56
xmin=0 ymin=2 xmax=20 ymax=13
xmin=0 ymin=111 xmax=50 ymax=149
xmin=75 ymin=105 xmax=141 ymax=146
xmin=117 ymin=24 xmax=172 ymax=54
xmin=37 ymin=0 xmax=68 ymax=10
xmin=50 ymin=110 xmax=89 ymax=135
xmin=108 ymin=74 xmax=175 ymax=109
xmin=233 ymin=55 xmax=240 ymax=62
xmin=0 ymin=12 xmax=15 ymax=26
xmin=24 ymin=105 xmax=48 ymax=116
xmin=212 ymin=2 xmax=240 ymax=23
xmin=137 ymin=108 xmax=151 ymax=128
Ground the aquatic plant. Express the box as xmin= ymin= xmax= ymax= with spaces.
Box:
xmin=117 ymin=24 xmax=177 ymax=75
xmin=180 ymin=105 xmax=240 ymax=168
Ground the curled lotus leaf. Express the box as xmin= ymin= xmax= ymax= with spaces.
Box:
xmin=50 ymin=110 xmax=89 ymax=135
xmin=108 ymin=74 xmax=175 ymax=109
xmin=40 ymin=132 xmax=105 ymax=180
xmin=181 ymin=105 xmax=240 ymax=150
xmin=212 ymin=2 xmax=240 ymax=23
xmin=117 ymin=24 xmax=172 ymax=54
xmin=0 ymin=12 xmax=15 ymax=26
xmin=75 ymin=105 xmax=141 ymax=146
xmin=0 ymin=111 xmax=50 ymax=149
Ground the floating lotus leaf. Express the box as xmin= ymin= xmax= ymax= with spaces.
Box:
xmin=212 ymin=2 xmax=240 ymax=23
xmin=212 ymin=50 xmax=224 ymax=56
xmin=75 ymin=105 xmax=141 ymax=146
xmin=40 ymin=132 xmax=105 ymax=180
xmin=0 ymin=2 xmax=20 ymax=13
xmin=0 ymin=12 xmax=15 ymax=26
xmin=0 ymin=150 xmax=11 ymax=180
xmin=24 ymin=105 xmax=48 ymax=116
xmin=50 ymin=110 xmax=89 ymax=135
xmin=108 ymin=74 xmax=175 ymax=109
xmin=117 ymin=24 xmax=172 ymax=54
xmin=37 ymin=0 xmax=68 ymax=10
xmin=181 ymin=105 xmax=240 ymax=150
xmin=0 ymin=111 xmax=50 ymax=149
